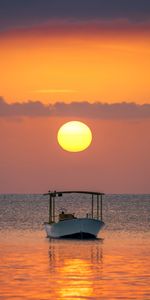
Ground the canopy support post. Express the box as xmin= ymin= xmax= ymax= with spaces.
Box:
xmin=91 ymin=194 xmax=94 ymax=218
xmin=53 ymin=196 xmax=55 ymax=222
xmin=97 ymin=194 xmax=99 ymax=220
xmin=49 ymin=194 xmax=52 ymax=223
xmin=100 ymin=194 xmax=103 ymax=221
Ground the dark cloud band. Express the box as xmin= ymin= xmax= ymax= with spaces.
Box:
xmin=0 ymin=98 xmax=150 ymax=120
xmin=0 ymin=0 xmax=150 ymax=31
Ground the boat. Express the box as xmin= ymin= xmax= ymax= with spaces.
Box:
xmin=43 ymin=191 xmax=105 ymax=239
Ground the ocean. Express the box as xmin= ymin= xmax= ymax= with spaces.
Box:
xmin=0 ymin=194 xmax=150 ymax=300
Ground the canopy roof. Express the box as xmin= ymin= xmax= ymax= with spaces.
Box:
xmin=44 ymin=190 xmax=105 ymax=197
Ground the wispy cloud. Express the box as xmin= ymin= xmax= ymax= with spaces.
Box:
xmin=34 ymin=89 xmax=77 ymax=94
xmin=1 ymin=19 xmax=150 ymax=38
xmin=0 ymin=97 xmax=150 ymax=120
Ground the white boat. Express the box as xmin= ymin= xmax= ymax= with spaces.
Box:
xmin=43 ymin=191 xmax=105 ymax=239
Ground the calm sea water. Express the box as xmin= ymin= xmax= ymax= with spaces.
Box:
xmin=0 ymin=194 xmax=150 ymax=300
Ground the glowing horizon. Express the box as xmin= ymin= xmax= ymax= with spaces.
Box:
xmin=0 ymin=21 xmax=150 ymax=104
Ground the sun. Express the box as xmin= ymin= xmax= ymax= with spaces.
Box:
xmin=57 ymin=121 xmax=92 ymax=152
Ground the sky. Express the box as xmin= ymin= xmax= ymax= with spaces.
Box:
xmin=0 ymin=0 xmax=150 ymax=193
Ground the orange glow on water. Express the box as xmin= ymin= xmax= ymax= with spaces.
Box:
xmin=58 ymin=259 xmax=93 ymax=299
xmin=0 ymin=231 xmax=150 ymax=299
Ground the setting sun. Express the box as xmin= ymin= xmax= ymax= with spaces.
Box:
xmin=57 ymin=121 xmax=92 ymax=152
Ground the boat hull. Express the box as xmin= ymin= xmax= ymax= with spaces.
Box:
xmin=44 ymin=218 xmax=104 ymax=239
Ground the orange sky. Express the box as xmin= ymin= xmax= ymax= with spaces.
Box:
xmin=1 ymin=26 xmax=150 ymax=104
xmin=1 ymin=22 xmax=150 ymax=193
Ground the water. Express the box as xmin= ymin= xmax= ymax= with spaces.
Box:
xmin=0 ymin=194 xmax=150 ymax=300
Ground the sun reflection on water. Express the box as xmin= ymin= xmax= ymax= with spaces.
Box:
xmin=48 ymin=239 xmax=103 ymax=300
xmin=0 ymin=231 xmax=150 ymax=299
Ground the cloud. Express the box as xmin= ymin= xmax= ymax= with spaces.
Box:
xmin=0 ymin=97 xmax=50 ymax=117
xmin=0 ymin=0 xmax=150 ymax=34
xmin=0 ymin=98 xmax=150 ymax=120
xmin=1 ymin=19 xmax=150 ymax=39
xmin=51 ymin=101 xmax=150 ymax=119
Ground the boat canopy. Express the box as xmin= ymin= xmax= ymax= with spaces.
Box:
xmin=43 ymin=190 xmax=105 ymax=223
xmin=44 ymin=191 xmax=105 ymax=197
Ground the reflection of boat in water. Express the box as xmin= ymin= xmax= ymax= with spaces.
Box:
xmin=48 ymin=238 xmax=104 ymax=267
xmin=43 ymin=191 xmax=105 ymax=239
xmin=48 ymin=239 xmax=104 ymax=299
